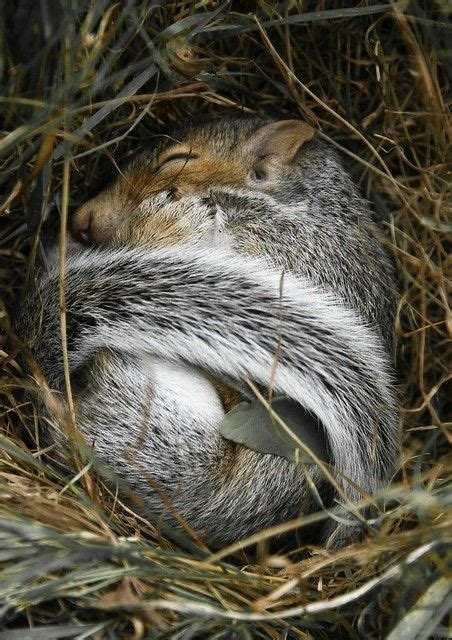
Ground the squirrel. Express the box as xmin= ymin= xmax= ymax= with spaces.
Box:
xmin=16 ymin=116 xmax=399 ymax=546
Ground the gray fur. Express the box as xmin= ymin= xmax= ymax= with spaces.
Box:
xmin=16 ymin=116 xmax=399 ymax=546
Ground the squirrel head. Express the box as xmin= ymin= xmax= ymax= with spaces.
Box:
xmin=71 ymin=117 xmax=316 ymax=245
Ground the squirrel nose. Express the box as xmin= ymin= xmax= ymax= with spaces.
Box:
xmin=72 ymin=207 xmax=93 ymax=244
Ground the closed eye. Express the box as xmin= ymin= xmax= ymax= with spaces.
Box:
xmin=155 ymin=152 xmax=199 ymax=174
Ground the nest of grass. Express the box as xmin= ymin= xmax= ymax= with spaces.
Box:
xmin=0 ymin=2 xmax=450 ymax=638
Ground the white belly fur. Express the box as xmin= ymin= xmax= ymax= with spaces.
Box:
xmin=143 ymin=355 xmax=226 ymax=424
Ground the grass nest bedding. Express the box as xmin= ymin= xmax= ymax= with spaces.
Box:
xmin=0 ymin=2 xmax=450 ymax=638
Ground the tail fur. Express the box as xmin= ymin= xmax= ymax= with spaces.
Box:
xmin=21 ymin=245 xmax=398 ymax=502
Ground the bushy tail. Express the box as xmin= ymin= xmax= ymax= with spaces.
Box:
xmin=25 ymin=245 xmax=398 ymax=502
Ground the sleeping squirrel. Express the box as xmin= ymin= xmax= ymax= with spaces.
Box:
xmin=16 ymin=116 xmax=399 ymax=545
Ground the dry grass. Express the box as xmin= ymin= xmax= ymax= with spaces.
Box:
xmin=0 ymin=1 xmax=451 ymax=638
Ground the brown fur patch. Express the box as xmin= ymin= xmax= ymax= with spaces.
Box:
xmin=204 ymin=373 xmax=245 ymax=413
xmin=123 ymin=147 xmax=247 ymax=203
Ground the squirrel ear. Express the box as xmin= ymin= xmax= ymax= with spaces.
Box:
xmin=250 ymin=120 xmax=315 ymax=165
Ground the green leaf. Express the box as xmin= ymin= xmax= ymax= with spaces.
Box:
xmin=219 ymin=396 xmax=328 ymax=464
